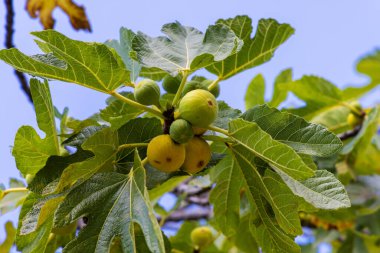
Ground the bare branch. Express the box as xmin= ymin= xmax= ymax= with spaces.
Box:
xmin=4 ymin=0 xmax=33 ymax=103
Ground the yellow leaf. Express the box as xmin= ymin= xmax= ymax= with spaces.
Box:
xmin=25 ymin=0 xmax=91 ymax=31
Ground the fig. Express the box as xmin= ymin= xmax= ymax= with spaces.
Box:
xmin=178 ymin=89 xmax=218 ymax=127
xmin=134 ymin=79 xmax=160 ymax=106
xmin=192 ymin=126 xmax=207 ymax=136
xmin=347 ymin=113 xmax=362 ymax=128
xmin=147 ymin=134 xmax=185 ymax=173
xmin=201 ymin=79 xmax=220 ymax=98
xmin=169 ymin=119 xmax=194 ymax=144
xmin=162 ymin=74 xmax=181 ymax=94
xmin=191 ymin=226 xmax=213 ymax=249
xmin=182 ymin=80 xmax=202 ymax=96
xmin=183 ymin=137 xmax=211 ymax=174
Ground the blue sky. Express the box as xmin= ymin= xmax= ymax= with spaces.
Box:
xmin=1 ymin=0 xmax=380 ymax=246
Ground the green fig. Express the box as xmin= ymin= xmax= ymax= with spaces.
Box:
xmin=201 ymin=79 xmax=220 ymax=98
xmin=169 ymin=119 xmax=194 ymax=144
xmin=191 ymin=226 xmax=213 ymax=249
xmin=178 ymin=89 xmax=218 ymax=127
xmin=147 ymin=135 xmax=185 ymax=173
xmin=182 ymin=80 xmax=202 ymax=96
xmin=162 ymin=75 xmax=181 ymax=94
xmin=134 ymin=79 xmax=160 ymax=106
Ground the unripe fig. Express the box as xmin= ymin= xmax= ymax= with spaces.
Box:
xmin=201 ymin=79 xmax=220 ymax=98
xmin=178 ymin=89 xmax=218 ymax=128
xmin=192 ymin=126 xmax=207 ymax=136
xmin=25 ymin=174 xmax=35 ymax=184
xmin=162 ymin=75 xmax=181 ymax=94
xmin=169 ymin=119 xmax=194 ymax=144
xmin=182 ymin=80 xmax=202 ymax=96
xmin=183 ymin=137 xmax=211 ymax=174
xmin=347 ymin=113 xmax=362 ymax=128
xmin=147 ymin=135 xmax=185 ymax=173
xmin=191 ymin=226 xmax=213 ymax=249
xmin=134 ymin=79 xmax=160 ymax=106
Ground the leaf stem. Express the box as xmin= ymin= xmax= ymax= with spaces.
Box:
xmin=206 ymin=125 xmax=229 ymax=136
xmin=3 ymin=187 xmax=28 ymax=195
xmin=141 ymin=157 xmax=148 ymax=166
xmin=207 ymin=77 xmax=221 ymax=91
xmin=117 ymin=143 xmax=149 ymax=152
xmin=172 ymin=71 xmax=190 ymax=107
xmin=110 ymin=91 xmax=165 ymax=119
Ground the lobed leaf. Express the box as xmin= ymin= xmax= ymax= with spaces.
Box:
xmin=268 ymin=68 xmax=293 ymax=108
xmin=206 ymin=16 xmax=294 ymax=80
xmin=241 ymin=104 xmax=343 ymax=156
xmin=132 ymin=21 xmax=242 ymax=74
xmin=0 ymin=30 xmax=130 ymax=93
xmin=106 ymin=28 xmax=142 ymax=82
xmin=54 ymin=151 xmax=165 ymax=253
xmin=12 ymin=79 xmax=59 ymax=176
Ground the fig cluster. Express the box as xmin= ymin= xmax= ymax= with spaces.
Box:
xmin=143 ymin=76 xmax=219 ymax=174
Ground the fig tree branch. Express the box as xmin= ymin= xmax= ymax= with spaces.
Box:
xmin=338 ymin=125 xmax=362 ymax=141
xmin=4 ymin=0 xmax=33 ymax=103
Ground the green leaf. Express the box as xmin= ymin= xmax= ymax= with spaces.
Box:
xmin=310 ymin=105 xmax=351 ymax=133
xmin=229 ymin=119 xmax=314 ymax=180
xmin=55 ymin=127 xmax=118 ymax=192
xmin=268 ymin=68 xmax=293 ymax=107
xmin=28 ymin=149 xmax=94 ymax=194
xmin=206 ymin=16 xmax=294 ymax=80
xmin=0 ymin=221 xmax=16 ymax=253
xmin=0 ymin=30 xmax=130 ymax=93
xmin=62 ymin=125 xmax=107 ymax=147
xmin=230 ymin=150 xmax=302 ymax=236
xmin=213 ymin=101 xmax=241 ymax=129
xmin=132 ymin=21 xmax=242 ymax=74
xmin=12 ymin=79 xmax=60 ymax=176
xmin=106 ymin=27 xmax=142 ymax=82
xmin=241 ymin=105 xmax=343 ymax=156
xmin=286 ymin=76 xmax=342 ymax=107
xmin=245 ymin=74 xmax=265 ymax=110
xmin=15 ymin=193 xmax=54 ymax=253
xmin=100 ymin=93 xmax=144 ymax=130
xmin=54 ymin=151 xmax=165 ymax=253
xmin=149 ymin=176 xmax=188 ymax=203
xmin=356 ymin=49 xmax=380 ymax=82
xmin=232 ymin=215 xmax=259 ymax=253
xmin=209 ymin=156 xmax=243 ymax=236
xmin=274 ymin=169 xmax=351 ymax=209
xmin=0 ymin=178 xmax=27 ymax=215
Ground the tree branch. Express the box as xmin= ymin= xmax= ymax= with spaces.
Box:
xmin=4 ymin=0 xmax=33 ymax=103
xmin=159 ymin=207 xmax=211 ymax=223
xmin=338 ymin=125 xmax=362 ymax=141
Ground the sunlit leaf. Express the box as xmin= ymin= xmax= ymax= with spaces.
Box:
xmin=245 ymin=74 xmax=265 ymax=110
xmin=268 ymin=68 xmax=293 ymax=108
xmin=0 ymin=30 xmax=130 ymax=93
xmin=242 ymin=105 xmax=342 ymax=156
xmin=132 ymin=21 xmax=242 ymax=74
xmin=229 ymin=119 xmax=315 ymax=180
xmin=274 ymin=169 xmax=351 ymax=209
xmin=206 ymin=16 xmax=294 ymax=80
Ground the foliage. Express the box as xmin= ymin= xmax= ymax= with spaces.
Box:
xmin=0 ymin=14 xmax=380 ymax=253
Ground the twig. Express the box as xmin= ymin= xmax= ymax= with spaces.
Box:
xmin=4 ymin=0 xmax=32 ymax=103
xmin=338 ymin=125 xmax=362 ymax=141
xmin=159 ymin=207 xmax=211 ymax=223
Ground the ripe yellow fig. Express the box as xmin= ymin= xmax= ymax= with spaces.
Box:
xmin=191 ymin=226 xmax=213 ymax=249
xmin=169 ymin=119 xmax=194 ymax=144
xmin=178 ymin=89 xmax=218 ymax=127
xmin=134 ymin=79 xmax=160 ymax=106
xmin=147 ymin=135 xmax=185 ymax=173
xmin=347 ymin=113 xmax=362 ymax=128
xmin=183 ymin=137 xmax=211 ymax=174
